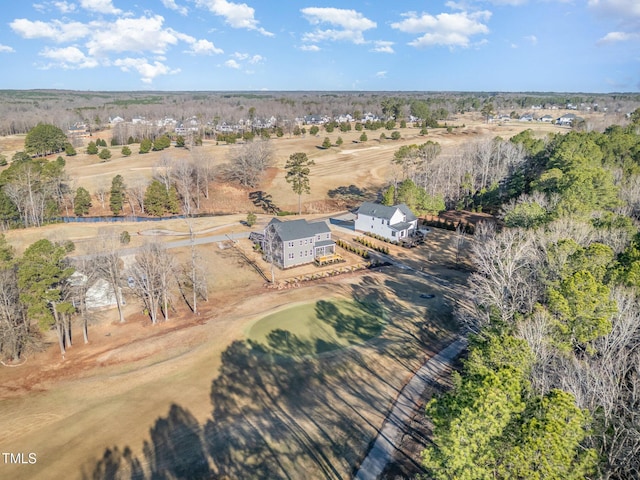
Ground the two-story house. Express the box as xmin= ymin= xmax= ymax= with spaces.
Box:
xmin=355 ymin=202 xmax=418 ymax=241
xmin=263 ymin=218 xmax=335 ymax=269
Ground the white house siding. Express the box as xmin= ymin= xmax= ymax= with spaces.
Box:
xmin=355 ymin=205 xmax=418 ymax=241
xmin=355 ymin=214 xmax=395 ymax=239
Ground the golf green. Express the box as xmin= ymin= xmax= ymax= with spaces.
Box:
xmin=246 ymin=299 xmax=386 ymax=357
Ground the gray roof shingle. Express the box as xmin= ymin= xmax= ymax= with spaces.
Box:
xmin=357 ymin=202 xmax=417 ymax=222
xmin=267 ymin=218 xmax=331 ymax=241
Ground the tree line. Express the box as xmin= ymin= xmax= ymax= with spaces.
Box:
xmin=421 ymin=110 xmax=640 ymax=479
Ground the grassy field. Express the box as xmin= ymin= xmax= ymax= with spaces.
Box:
xmin=246 ymin=298 xmax=387 ymax=357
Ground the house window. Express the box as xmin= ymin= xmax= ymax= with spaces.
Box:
xmin=288 ymin=241 xmax=294 ymax=247
xmin=288 ymin=253 xmax=294 ymax=259
xmin=300 ymin=251 xmax=303 ymax=257
xmin=300 ymin=240 xmax=303 ymax=246
xmin=392 ymin=231 xmax=396 ymax=237
xmin=326 ymin=233 xmax=330 ymax=239
xmin=305 ymin=239 xmax=308 ymax=245
xmin=381 ymin=219 xmax=384 ymax=224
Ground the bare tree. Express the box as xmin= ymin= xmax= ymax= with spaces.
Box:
xmin=181 ymin=221 xmax=208 ymax=314
xmin=95 ymin=182 xmax=109 ymax=210
xmin=467 ymin=223 xmax=541 ymax=329
xmin=131 ymin=241 xmax=175 ymax=324
xmin=191 ymin=149 xmax=216 ymax=201
xmin=92 ymin=230 xmax=126 ymax=323
xmin=153 ymin=154 xmax=173 ymax=193
xmin=171 ymin=160 xmax=196 ymax=216
xmin=452 ymin=223 xmax=468 ymax=267
xmin=0 ymin=266 xmax=28 ymax=361
xmin=224 ymin=139 xmax=274 ymax=187
xmin=127 ymin=177 xmax=149 ymax=216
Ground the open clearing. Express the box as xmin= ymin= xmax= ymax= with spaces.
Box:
xmin=0 ymin=112 xmax=591 ymax=479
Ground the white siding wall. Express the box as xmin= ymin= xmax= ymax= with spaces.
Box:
xmin=355 ymin=213 xmax=395 ymax=239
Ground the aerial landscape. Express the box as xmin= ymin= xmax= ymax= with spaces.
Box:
xmin=1 ymin=1 xmax=640 ymax=480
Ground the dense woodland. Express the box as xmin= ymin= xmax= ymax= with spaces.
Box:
xmin=422 ymin=111 xmax=640 ymax=479
xmin=3 ymin=91 xmax=640 ymax=478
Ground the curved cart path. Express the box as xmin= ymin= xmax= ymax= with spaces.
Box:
xmin=353 ymin=338 xmax=467 ymax=480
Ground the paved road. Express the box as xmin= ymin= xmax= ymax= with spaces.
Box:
xmin=72 ymin=230 xmax=250 ymax=260
xmin=353 ymin=338 xmax=467 ymax=480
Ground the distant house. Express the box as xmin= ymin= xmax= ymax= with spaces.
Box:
xmin=540 ymin=115 xmax=554 ymax=123
xmin=355 ymin=202 xmax=418 ymax=241
xmin=262 ymin=218 xmax=335 ymax=269
xmin=303 ymin=114 xmax=326 ymax=125
xmin=68 ymin=122 xmax=90 ymax=137
xmin=557 ymin=113 xmax=577 ymax=126
xmin=68 ymin=272 xmax=122 ymax=310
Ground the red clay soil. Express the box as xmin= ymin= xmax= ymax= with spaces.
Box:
xmin=0 ymin=287 xmax=260 ymax=400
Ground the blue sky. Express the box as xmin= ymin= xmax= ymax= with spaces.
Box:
xmin=0 ymin=0 xmax=638 ymax=92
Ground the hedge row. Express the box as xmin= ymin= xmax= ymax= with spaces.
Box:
xmin=353 ymin=236 xmax=390 ymax=254
xmin=363 ymin=232 xmax=402 ymax=246
xmin=422 ymin=218 xmax=475 ymax=234
xmin=335 ymin=239 xmax=370 ymax=258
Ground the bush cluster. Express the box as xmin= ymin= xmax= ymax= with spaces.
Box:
xmin=363 ymin=232 xmax=401 ymax=246
xmin=335 ymin=239 xmax=370 ymax=258
xmin=353 ymin=236 xmax=390 ymax=254
xmin=421 ymin=217 xmax=475 ymax=234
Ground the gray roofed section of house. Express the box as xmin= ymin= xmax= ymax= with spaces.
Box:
xmin=396 ymin=204 xmax=417 ymax=222
xmin=314 ymin=239 xmax=334 ymax=247
xmin=389 ymin=221 xmax=414 ymax=232
xmin=268 ymin=218 xmax=331 ymax=241
xmin=357 ymin=202 xmax=417 ymax=222
xmin=357 ymin=202 xmax=399 ymax=220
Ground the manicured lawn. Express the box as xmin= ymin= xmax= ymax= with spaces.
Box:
xmin=246 ymin=299 xmax=386 ymax=357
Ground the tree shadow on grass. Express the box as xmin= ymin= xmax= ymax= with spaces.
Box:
xmin=85 ymin=292 xmax=433 ymax=480
xmin=84 ymin=404 xmax=209 ymax=480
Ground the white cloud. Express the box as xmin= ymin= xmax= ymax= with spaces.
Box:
xmin=0 ymin=44 xmax=15 ymax=53
xmin=185 ymin=39 xmax=223 ymax=55
xmin=597 ymin=31 xmax=640 ymax=44
xmin=79 ymin=0 xmax=121 ymax=15
xmin=114 ymin=57 xmax=179 ymax=83
xmin=39 ymin=46 xmax=98 ymax=68
xmin=375 ymin=71 xmax=387 ymax=78
xmin=86 ymin=15 xmax=183 ymax=56
xmin=10 ymin=18 xmax=91 ymax=42
xmin=392 ymin=10 xmax=491 ymax=48
xmin=301 ymin=7 xmax=376 ymax=45
xmin=524 ymin=34 xmax=537 ymax=45
xmin=588 ymin=0 xmax=640 ymax=20
xmin=300 ymin=44 xmax=321 ymax=51
xmin=227 ymin=52 xmax=264 ymax=68
xmin=371 ymin=41 xmax=394 ymax=53
xmin=195 ymin=0 xmax=273 ymax=36
xmin=54 ymin=1 xmax=77 ymax=13
xmin=162 ymin=0 xmax=188 ymax=16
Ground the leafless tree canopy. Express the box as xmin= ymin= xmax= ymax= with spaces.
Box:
xmin=223 ymin=139 xmax=274 ymax=188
